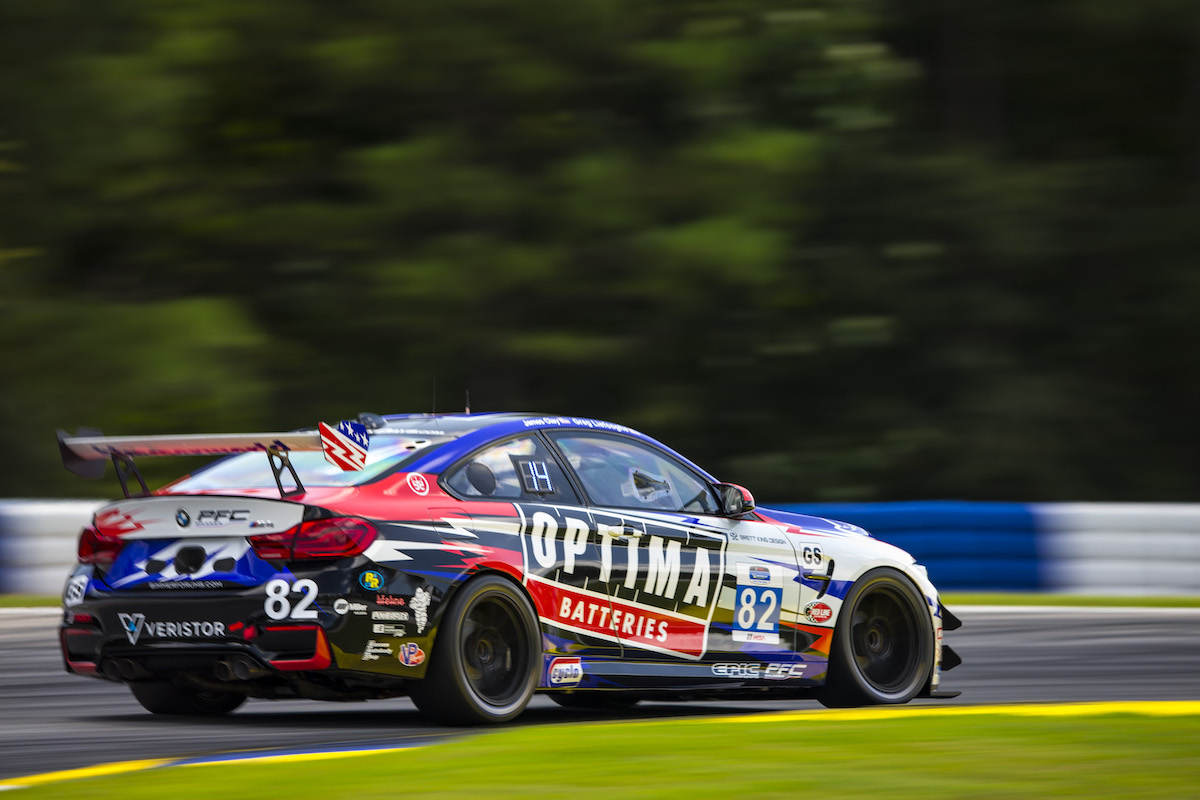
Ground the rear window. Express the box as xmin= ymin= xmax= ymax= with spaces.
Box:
xmin=167 ymin=436 xmax=448 ymax=491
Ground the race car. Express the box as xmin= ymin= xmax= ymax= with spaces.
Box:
xmin=56 ymin=412 xmax=961 ymax=724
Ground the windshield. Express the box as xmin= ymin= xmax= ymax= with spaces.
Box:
xmin=167 ymin=436 xmax=448 ymax=491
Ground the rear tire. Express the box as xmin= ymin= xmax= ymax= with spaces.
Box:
xmin=817 ymin=568 xmax=934 ymax=708
xmin=407 ymin=575 xmax=540 ymax=725
xmin=129 ymin=680 xmax=246 ymax=716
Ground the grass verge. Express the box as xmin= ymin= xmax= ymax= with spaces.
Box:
xmin=5 ymin=705 xmax=1197 ymax=799
xmin=0 ymin=594 xmax=59 ymax=608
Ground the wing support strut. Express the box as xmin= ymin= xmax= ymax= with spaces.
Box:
xmin=112 ymin=452 xmax=150 ymax=498
xmin=268 ymin=447 xmax=305 ymax=498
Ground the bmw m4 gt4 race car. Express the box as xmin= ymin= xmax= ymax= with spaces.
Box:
xmin=57 ymin=413 xmax=961 ymax=724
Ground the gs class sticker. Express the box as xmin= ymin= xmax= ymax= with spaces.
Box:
xmin=733 ymin=562 xmax=783 ymax=645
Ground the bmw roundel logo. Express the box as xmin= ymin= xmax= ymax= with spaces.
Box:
xmin=359 ymin=570 xmax=384 ymax=590
xmin=175 ymin=509 xmax=191 ymax=528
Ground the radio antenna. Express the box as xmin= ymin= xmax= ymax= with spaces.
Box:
xmin=431 ymin=379 xmax=436 ymax=414
xmin=465 ymin=390 xmax=471 ymax=414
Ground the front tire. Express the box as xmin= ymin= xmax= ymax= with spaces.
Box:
xmin=817 ymin=568 xmax=934 ymax=708
xmin=407 ymin=575 xmax=540 ymax=725
xmin=129 ymin=680 xmax=246 ymax=716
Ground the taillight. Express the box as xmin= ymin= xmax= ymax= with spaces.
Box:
xmin=249 ymin=517 xmax=378 ymax=561
xmin=78 ymin=525 xmax=122 ymax=565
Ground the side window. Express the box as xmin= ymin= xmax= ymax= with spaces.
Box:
xmin=551 ymin=434 xmax=718 ymax=514
xmin=443 ymin=436 xmax=579 ymax=504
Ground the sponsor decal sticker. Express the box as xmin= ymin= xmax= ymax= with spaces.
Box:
xmin=333 ymin=598 xmax=350 ymax=615
xmin=64 ymin=575 xmax=88 ymax=606
xmin=711 ymin=662 xmax=807 ymax=680
xmin=148 ymin=580 xmax=223 ymax=590
xmin=195 ymin=509 xmax=251 ymax=527
xmin=248 ymin=520 xmax=274 ymax=529
xmin=407 ymin=473 xmax=430 ymax=496
xmin=117 ymin=612 xmax=226 ymax=645
xmin=376 ymin=594 xmax=405 ymax=607
xmin=547 ymin=657 xmax=583 ymax=687
xmin=804 ymin=601 xmax=833 ymax=623
xmin=520 ymin=506 xmax=726 ymax=660
xmin=119 ymin=612 xmax=146 ymax=645
xmin=397 ymin=642 xmax=426 ymax=667
xmin=371 ymin=610 xmax=408 ymax=621
xmin=748 ymin=565 xmax=771 ymax=583
xmin=373 ymin=623 xmax=406 ymax=637
xmin=361 ymin=639 xmax=393 ymax=661
xmin=410 ymin=587 xmax=431 ymax=634
xmin=359 ymin=570 xmax=384 ymax=590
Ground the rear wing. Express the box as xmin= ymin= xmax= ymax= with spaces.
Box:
xmin=58 ymin=420 xmax=369 ymax=499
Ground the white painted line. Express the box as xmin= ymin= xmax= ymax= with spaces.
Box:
xmin=956 ymin=605 xmax=1200 ymax=615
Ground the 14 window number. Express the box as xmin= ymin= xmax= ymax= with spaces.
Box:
xmin=264 ymin=578 xmax=319 ymax=620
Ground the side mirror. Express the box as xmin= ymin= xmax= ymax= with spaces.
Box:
xmin=716 ymin=483 xmax=755 ymax=517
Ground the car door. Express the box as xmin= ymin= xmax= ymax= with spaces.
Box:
xmin=546 ymin=432 xmax=738 ymax=666
xmin=440 ymin=434 xmax=623 ymax=667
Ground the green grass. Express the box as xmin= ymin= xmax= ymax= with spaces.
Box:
xmin=7 ymin=707 xmax=1198 ymax=798
xmin=0 ymin=594 xmax=59 ymax=608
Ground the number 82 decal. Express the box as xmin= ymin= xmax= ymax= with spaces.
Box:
xmin=264 ymin=578 xmax=319 ymax=620
xmin=733 ymin=563 xmax=783 ymax=644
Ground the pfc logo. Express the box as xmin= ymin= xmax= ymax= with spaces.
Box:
xmin=547 ymin=656 xmax=583 ymax=687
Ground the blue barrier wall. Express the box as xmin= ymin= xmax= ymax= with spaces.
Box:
xmin=775 ymin=501 xmax=1045 ymax=591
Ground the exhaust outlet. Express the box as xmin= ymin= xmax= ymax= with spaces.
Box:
xmin=232 ymin=657 xmax=267 ymax=680
xmin=117 ymin=658 xmax=144 ymax=680
xmin=213 ymin=660 xmax=235 ymax=681
xmin=102 ymin=660 xmax=122 ymax=680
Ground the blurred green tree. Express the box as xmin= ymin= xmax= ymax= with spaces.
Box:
xmin=4 ymin=0 xmax=1200 ymax=501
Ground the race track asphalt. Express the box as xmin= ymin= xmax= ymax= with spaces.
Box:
xmin=2 ymin=606 xmax=1198 ymax=781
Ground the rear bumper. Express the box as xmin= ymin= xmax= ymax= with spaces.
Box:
xmin=61 ymin=619 xmax=332 ymax=679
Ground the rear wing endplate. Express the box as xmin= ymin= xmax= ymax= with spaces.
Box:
xmin=57 ymin=421 xmax=369 ymax=499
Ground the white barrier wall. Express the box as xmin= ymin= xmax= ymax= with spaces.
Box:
xmin=0 ymin=500 xmax=104 ymax=594
xmin=1036 ymin=503 xmax=1200 ymax=594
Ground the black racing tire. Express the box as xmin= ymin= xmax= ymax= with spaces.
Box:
xmin=406 ymin=574 xmax=540 ymax=725
xmin=817 ymin=568 xmax=934 ymax=708
xmin=546 ymin=692 xmax=641 ymax=710
xmin=128 ymin=680 xmax=246 ymax=716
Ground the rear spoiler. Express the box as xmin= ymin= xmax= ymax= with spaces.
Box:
xmin=57 ymin=420 xmax=369 ymax=499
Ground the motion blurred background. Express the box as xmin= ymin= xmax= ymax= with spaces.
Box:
xmin=4 ymin=0 xmax=1200 ymax=505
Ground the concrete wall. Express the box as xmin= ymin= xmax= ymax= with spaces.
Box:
xmin=0 ymin=500 xmax=104 ymax=594
xmin=3 ymin=499 xmax=1199 ymax=595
